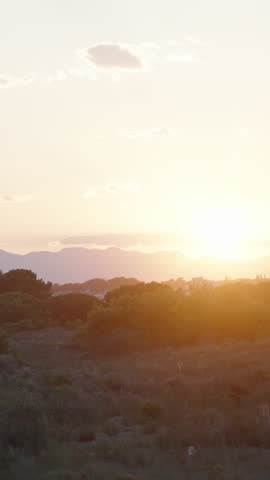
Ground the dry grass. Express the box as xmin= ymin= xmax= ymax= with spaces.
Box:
xmin=2 ymin=326 xmax=270 ymax=478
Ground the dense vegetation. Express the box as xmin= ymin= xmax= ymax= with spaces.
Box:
xmin=1 ymin=269 xmax=270 ymax=348
xmin=1 ymin=269 xmax=270 ymax=478
xmin=0 ymin=269 xmax=52 ymax=298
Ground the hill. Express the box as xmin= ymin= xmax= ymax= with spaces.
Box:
xmin=0 ymin=247 xmax=269 ymax=283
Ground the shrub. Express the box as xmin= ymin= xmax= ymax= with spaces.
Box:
xmin=96 ymin=373 xmax=124 ymax=392
xmin=42 ymin=374 xmax=72 ymax=388
xmin=76 ymin=425 xmax=96 ymax=443
xmin=113 ymin=475 xmax=144 ymax=480
xmin=141 ymin=401 xmax=163 ymax=421
xmin=0 ymin=292 xmax=49 ymax=326
xmin=103 ymin=418 xmax=120 ymax=436
xmin=143 ymin=421 xmax=159 ymax=434
xmin=43 ymin=472 xmax=81 ymax=480
xmin=0 ymin=452 xmax=40 ymax=479
xmin=0 ymin=400 xmax=48 ymax=454
xmin=50 ymin=293 xmax=99 ymax=323
xmin=0 ymin=269 xmax=51 ymax=298
xmin=0 ymin=329 xmax=9 ymax=354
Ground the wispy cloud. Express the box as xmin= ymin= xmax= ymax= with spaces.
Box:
xmin=46 ymin=71 xmax=68 ymax=83
xmin=48 ymin=240 xmax=61 ymax=247
xmin=168 ymin=36 xmax=207 ymax=48
xmin=0 ymin=36 xmax=206 ymax=90
xmin=165 ymin=54 xmax=199 ymax=64
xmin=61 ymin=232 xmax=192 ymax=250
xmin=81 ymin=40 xmax=202 ymax=74
xmin=183 ymin=35 xmax=208 ymax=47
xmin=0 ymin=74 xmax=33 ymax=89
xmin=117 ymin=127 xmax=176 ymax=138
xmin=165 ymin=36 xmax=206 ymax=64
xmin=0 ymin=194 xmax=33 ymax=204
xmin=82 ymin=183 xmax=141 ymax=198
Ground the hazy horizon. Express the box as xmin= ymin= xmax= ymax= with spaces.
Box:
xmin=2 ymin=234 xmax=270 ymax=262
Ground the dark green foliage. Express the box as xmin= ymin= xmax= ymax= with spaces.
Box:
xmin=86 ymin=285 xmax=186 ymax=350
xmin=85 ymin=281 xmax=270 ymax=352
xmin=104 ymin=281 xmax=170 ymax=303
xmin=50 ymin=293 xmax=99 ymax=323
xmin=0 ymin=292 xmax=49 ymax=325
xmin=0 ymin=269 xmax=51 ymax=298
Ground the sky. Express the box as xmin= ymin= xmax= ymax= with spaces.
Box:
xmin=1 ymin=0 xmax=270 ymax=258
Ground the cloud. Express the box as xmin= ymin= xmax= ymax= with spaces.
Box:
xmin=0 ymin=37 xmax=205 ymax=90
xmin=168 ymin=36 xmax=207 ymax=48
xmin=84 ymin=43 xmax=144 ymax=70
xmin=61 ymin=233 xmax=188 ymax=249
xmin=0 ymin=74 xmax=33 ymax=89
xmin=165 ymin=54 xmax=199 ymax=63
xmin=48 ymin=240 xmax=61 ymax=247
xmin=46 ymin=71 xmax=68 ymax=83
xmin=117 ymin=127 xmax=176 ymax=138
xmin=82 ymin=40 xmax=202 ymax=74
xmin=82 ymin=183 xmax=141 ymax=198
xmin=0 ymin=194 xmax=32 ymax=204
xmin=184 ymin=35 xmax=208 ymax=47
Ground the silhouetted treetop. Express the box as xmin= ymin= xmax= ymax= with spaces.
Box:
xmin=0 ymin=269 xmax=52 ymax=298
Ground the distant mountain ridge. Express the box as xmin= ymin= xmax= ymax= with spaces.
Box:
xmin=51 ymin=276 xmax=140 ymax=294
xmin=0 ymin=247 xmax=269 ymax=283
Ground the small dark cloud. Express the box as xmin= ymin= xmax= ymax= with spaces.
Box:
xmin=85 ymin=43 xmax=143 ymax=70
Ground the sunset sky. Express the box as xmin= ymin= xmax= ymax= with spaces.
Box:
xmin=1 ymin=0 xmax=270 ymax=258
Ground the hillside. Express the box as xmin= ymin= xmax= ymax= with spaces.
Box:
xmin=51 ymin=277 xmax=140 ymax=295
xmin=2 ymin=325 xmax=270 ymax=479
xmin=0 ymin=247 xmax=269 ymax=283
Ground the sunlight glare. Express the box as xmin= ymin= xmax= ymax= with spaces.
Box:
xmin=190 ymin=205 xmax=252 ymax=259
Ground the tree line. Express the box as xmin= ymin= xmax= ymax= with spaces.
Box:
xmin=1 ymin=268 xmax=270 ymax=351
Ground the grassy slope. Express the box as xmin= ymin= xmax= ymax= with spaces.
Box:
xmin=2 ymin=326 xmax=270 ymax=479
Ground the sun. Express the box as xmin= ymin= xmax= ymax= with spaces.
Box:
xmin=190 ymin=204 xmax=251 ymax=259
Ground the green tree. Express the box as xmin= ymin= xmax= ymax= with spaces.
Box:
xmin=50 ymin=293 xmax=99 ymax=323
xmin=0 ymin=269 xmax=51 ymax=298
xmin=0 ymin=292 xmax=49 ymax=325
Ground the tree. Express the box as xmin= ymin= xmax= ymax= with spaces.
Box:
xmin=0 ymin=292 xmax=49 ymax=325
xmin=50 ymin=293 xmax=99 ymax=323
xmin=0 ymin=269 xmax=52 ymax=298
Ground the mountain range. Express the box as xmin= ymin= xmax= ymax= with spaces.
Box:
xmin=0 ymin=247 xmax=269 ymax=283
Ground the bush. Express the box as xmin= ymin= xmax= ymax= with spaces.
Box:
xmin=141 ymin=401 xmax=163 ymax=421
xmin=0 ymin=292 xmax=49 ymax=326
xmin=0 ymin=400 xmax=48 ymax=454
xmin=50 ymin=293 xmax=99 ymax=323
xmin=113 ymin=475 xmax=144 ymax=480
xmin=96 ymin=373 xmax=124 ymax=392
xmin=0 ymin=269 xmax=51 ymax=298
xmin=0 ymin=329 xmax=9 ymax=354
xmin=42 ymin=472 xmax=81 ymax=480
xmin=42 ymin=374 xmax=72 ymax=388
xmin=83 ymin=280 xmax=270 ymax=350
